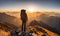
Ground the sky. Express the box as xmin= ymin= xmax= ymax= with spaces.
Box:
xmin=0 ymin=0 xmax=60 ymax=12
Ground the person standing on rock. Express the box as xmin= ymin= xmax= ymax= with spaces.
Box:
xmin=20 ymin=9 xmax=28 ymax=36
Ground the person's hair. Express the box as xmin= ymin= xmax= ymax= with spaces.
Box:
xmin=21 ymin=9 xmax=26 ymax=13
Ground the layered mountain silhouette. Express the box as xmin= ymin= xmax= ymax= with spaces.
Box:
xmin=0 ymin=13 xmax=22 ymax=32
xmin=39 ymin=13 xmax=60 ymax=35
xmin=29 ymin=20 xmax=60 ymax=35
xmin=0 ymin=13 xmax=21 ymax=28
xmin=0 ymin=12 xmax=60 ymax=36
xmin=0 ymin=21 xmax=18 ymax=32
xmin=40 ymin=13 xmax=60 ymax=31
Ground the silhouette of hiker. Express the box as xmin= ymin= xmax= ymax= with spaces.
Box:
xmin=20 ymin=9 xmax=28 ymax=35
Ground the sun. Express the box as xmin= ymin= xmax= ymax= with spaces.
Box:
xmin=26 ymin=5 xmax=38 ymax=12
xmin=27 ymin=6 xmax=37 ymax=12
xmin=28 ymin=8 xmax=35 ymax=12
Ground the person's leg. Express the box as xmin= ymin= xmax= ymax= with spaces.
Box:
xmin=23 ymin=21 xmax=26 ymax=36
xmin=22 ymin=21 xmax=24 ymax=32
xmin=24 ymin=22 xmax=26 ymax=32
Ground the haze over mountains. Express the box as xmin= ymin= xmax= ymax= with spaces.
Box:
xmin=0 ymin=12 xmax=60 ymax=36
xmin=39 ymin=12 xmax=60 ymax=31
xmin=0 ymin=12 xmax=60 ymax=29
xmin=0 ymin=13 xmax=21 ymax=27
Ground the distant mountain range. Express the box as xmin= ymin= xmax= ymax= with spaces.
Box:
xmin=30 ymin=20 xmax=60 ymax=34
xmin=0 ymin=13 xmax=21 ymax=28
xmin=0 ymin=12 xmax=60 ymax=35
xmin=39 ymin=13 xmax=60 ymax=31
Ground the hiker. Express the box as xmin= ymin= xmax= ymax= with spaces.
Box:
xmin=20 ymin=9 xmax=28 ymax=36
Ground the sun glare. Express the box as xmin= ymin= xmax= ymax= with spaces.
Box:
xmin=27 ymin=6 xmax=37 ymax=12
xmin=28 ymin=8 xmax=35 ymax=12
